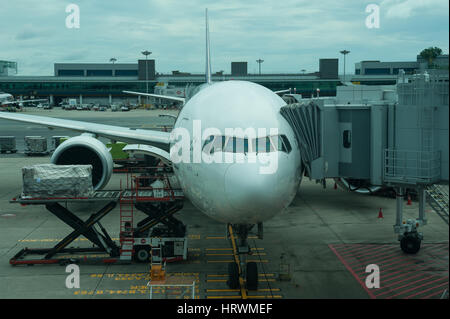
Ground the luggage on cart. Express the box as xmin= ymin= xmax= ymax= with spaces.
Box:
xmin=0 ymin=136 xmax=17 ymax=153
xmin=24 ymin=136 xmax=48 ymax=155
xmin=22 ymin=164 xmax=94 ymax=198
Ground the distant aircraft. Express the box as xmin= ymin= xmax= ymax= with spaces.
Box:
xmin=0 ymin=92 xmax=48 ymax=108
xmin=0 ymin=9 xmax=302 ymax=289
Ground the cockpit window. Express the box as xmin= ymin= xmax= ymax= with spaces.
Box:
xmin=202 ymin=134 xmax=292 ymax=154
xmin=279 ymin=135 xmax=292 ymax=153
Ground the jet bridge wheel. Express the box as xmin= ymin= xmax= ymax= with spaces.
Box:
xmin=227 ymin=262 xmax=240 ymax=289
xmin=246 ymin=262 xmax=258 ymax=290
xmin=400 ymin=233 xmax=421 ymax=254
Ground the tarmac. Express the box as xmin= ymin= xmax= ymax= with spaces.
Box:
xmin=0 ymin=107 xmax=448 ymax=299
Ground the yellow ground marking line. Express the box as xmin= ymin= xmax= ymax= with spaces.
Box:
xmin=207 ymin=259 xmax=269 ymax=263
xmin=89 ymin=272 xmax=199 ymax=278
xmin=206 ymin=253 xmax=233 ymax=256
xmin=206 ymin=252 xmax=266 ymax=257
xmin=207 ymin=295 xmax=242 ymax=299
xmin=205 ymin=247 xmax=264 ymax=251
xmin=247 ymin=295 xmax=283 ymax=299
xmin=207 ymin=273 xmax=274 ymax=277
xmin=207 ymin=279 xmax=275 ymax=283
xmin=206 ymin=235 xmax=258 ymax=240
xmin=206 ymin=288 xmax=280 ymax=293
xmin=228 ymin=224 xmax=247 ymax=300
xmin=207 ymin=295 xmax=282 ymax=299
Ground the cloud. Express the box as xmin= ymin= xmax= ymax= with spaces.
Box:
xmin=0 ymin=0 xmax=448 ymax=75
xmin=15 ymin=29 xmax=39 ymax=40
xmin=381 ymin=0 xmax=449 ymax=19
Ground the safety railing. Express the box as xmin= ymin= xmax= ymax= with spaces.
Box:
xmin=119 ymin=166 xmax=183 ymax=202
xmin=383 ymin=149 xmax=441 ymax=185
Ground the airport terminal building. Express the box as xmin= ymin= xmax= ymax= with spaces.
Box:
xmin=0 ymin=55 xmax=448 ymax=106
xmin=0 ymin=58 xmax=341 ymax=106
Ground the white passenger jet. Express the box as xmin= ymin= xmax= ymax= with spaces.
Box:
xmin=0 ymin=92 xmax=48 ymax=108
xmin=0 ymin=9 xmax=302 ymax=289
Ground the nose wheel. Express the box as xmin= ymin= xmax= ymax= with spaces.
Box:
xmin=226 ymin=224 xmax=260 ymax=292
xmin=227 ymin=262 xmax=240 ymax=289
xmin=245 ymin=262 xmax=258 ymax=290
xmin=227 ymin=261 xmax=259 ymax=290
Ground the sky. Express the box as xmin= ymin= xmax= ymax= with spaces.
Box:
xmin=1 ymin=0 xmax=449 ymax=76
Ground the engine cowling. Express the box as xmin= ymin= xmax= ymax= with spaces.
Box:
xmin=51 ymin=134 xmax=113 ymax=190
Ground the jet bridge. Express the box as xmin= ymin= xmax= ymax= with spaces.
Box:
xmin=281 ymin=71 xmax=449 ymax=254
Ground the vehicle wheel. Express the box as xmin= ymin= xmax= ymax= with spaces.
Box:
xmin=227 ymin=262 xmax=240 ymax=289
xmin=246 ymin=262 xmax=258 ymax=290
xmin=400 ymin=233 xmax=421 ymax=254
xmin=134 ymin=245 xmax=150 ymax=262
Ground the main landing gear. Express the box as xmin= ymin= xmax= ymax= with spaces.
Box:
xmin=226 ymin=223 xmax=263 ymax=291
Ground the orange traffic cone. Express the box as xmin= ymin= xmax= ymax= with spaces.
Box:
xmin=407 ymin=194 xmax=412 ymax=205
xmin=378 ymin=208 xmax=384 ymax=219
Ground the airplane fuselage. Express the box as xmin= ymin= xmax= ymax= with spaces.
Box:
xmin=171 ymin=80 xmax=302 ymax=224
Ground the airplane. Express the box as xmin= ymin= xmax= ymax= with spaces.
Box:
xmin=0 ymin=9 xmax=302 ymax=289
xmin=0 ymin=92 xmax=48 ymax=108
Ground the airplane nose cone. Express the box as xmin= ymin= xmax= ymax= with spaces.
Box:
xmin=224 ymin=162 xmax=284 ymax=222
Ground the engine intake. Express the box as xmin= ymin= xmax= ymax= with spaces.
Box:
xmin=51 ymin=135 xmax=113 ymax=190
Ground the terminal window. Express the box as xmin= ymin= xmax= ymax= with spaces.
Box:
xmin=115 ymin=70 xmax=138 ymax=76
xmin=58 ymin=70 xmax=84 ymax=76
xmin=87 ymin=70 xmax=113 ymax=76
xmin=365 ymin=68 xmax=391 ymax=75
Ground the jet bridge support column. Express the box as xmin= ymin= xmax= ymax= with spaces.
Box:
xmin=394 ymin=187 xmax=404 ymax=232
xmin=418 ymin=186 xmax=427 ymax=225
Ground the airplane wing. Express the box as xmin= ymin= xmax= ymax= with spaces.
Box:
xmin=0 ymin=112 xmax=171 ymax=151
xmin=2 ymin=99 xmax=48 ymax=105
xmin=274 ymin=88 xmax=291 ymax=95
xmin=123 ymin=90 xmax=185 ymax=103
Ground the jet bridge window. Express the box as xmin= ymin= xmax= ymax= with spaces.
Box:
xmin=343 ymin=130 xmax=351 ymax=149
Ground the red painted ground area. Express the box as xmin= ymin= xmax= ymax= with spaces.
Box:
xmin=329 ymin=243 xmax=449 ymax=299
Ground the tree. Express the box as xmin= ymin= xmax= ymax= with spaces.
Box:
xmin=419 ymin=47 xmax=443 ymax=68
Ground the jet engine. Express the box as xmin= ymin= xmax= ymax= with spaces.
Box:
xmin=51 ymin=134 xmax=113 ymax=190
xmin=334 ymin=178 xmax=382 ymax=194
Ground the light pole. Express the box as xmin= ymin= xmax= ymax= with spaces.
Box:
xmin=109 ymin=57 xmax=117 ymax=64
xmin=340 ymin=50 xmax=350 ymax=83
xmin=256 ymin=59 xmax=264 ymax=75
xmin=141 ymin=50 xmax=152 ymax=105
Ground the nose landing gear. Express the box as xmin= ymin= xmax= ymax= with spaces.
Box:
xmin=226 ymin=223 xmax=262 ymax=293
